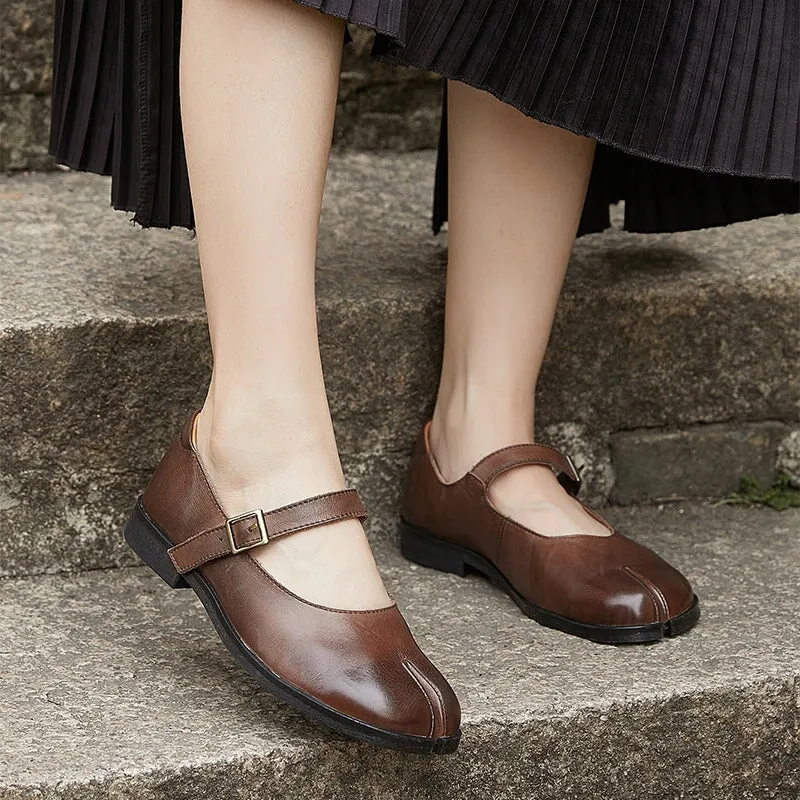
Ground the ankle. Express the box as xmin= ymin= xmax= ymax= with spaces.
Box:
xmin=194 ymin=399 xmax=346 ymax=510
xmin=429 ymin=395 xmax=535 ymax=482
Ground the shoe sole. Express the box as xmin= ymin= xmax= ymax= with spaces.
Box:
xmin=400 ymin=520 xmax=700 ymax=645
xmin=124 ymin=497 xmax=461 ymax=754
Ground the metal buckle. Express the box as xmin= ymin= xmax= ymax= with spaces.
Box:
xmin=225 ymin=509 xmax=269 ymax=554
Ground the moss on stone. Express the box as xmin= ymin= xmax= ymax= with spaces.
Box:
xmin=725 ymin=474 xmax=800 ymax=511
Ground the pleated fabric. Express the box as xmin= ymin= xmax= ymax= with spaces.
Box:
xmin=49 ymin=0 xmax=190 ymax=227
xmin=48 ymin=0 xmax=395 ymax=228
xmin=49 ymin=0 xmax=118 ymax=176
xmin=48 ymin=0 xmax=800 ymax=232
xmin=372 ymin=0 xmax=800 ymax=234
xmin=295 ymin=0 xmax=405 ymax=38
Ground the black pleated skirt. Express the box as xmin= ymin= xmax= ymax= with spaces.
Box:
xmin=49 ymin=0 xmax=800 ymax=233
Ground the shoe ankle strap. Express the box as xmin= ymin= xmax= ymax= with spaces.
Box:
xmin=470 ymin=444 xmax=582 ymax=496
xmin=167 ymin=489 xmax=367 ymax=574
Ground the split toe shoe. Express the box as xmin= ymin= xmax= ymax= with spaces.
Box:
xmin=400 ymin=423 xmax=700 ymax=645
xmin=125 ymin=412 xmax=461 ymax=753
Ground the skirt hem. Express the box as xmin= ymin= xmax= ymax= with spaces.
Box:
xmin=49 ymin=0 xmax=800 ymax=232
xmin=372 ymin=51 xmax=799 ymax=183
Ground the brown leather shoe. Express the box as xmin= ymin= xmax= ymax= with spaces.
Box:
xmin=401 ymin=422 xmax=700 ymax=645
xmin=124 ymin=413 xmax=461 ymax=753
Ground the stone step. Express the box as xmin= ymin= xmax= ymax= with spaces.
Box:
xmin=1 ymin=153 xmax=799 ymax=579
xmin=1 ymin=503 xmax=798 ymax=799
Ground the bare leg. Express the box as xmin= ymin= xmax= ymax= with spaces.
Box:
xmin=430 ymin=80 xmax=608 ymax=537
xmin=180 ymin=0 xmax=390 ymax=607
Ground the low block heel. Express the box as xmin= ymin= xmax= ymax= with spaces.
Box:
xmin=124 ymin=499 xmax=189 ymax=589
xmin=400 ymin=521 xmax=469 ymax=577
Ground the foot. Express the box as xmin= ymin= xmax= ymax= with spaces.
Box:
xmin=193 ymin=405 xmax=391 ymax=610
xmin=133 ymin=411 xmax=462 ymax=751
xmin=401 ymin=421 xmax=699 ymax=643
xmin=428 ymin=415 xmax=610 ymax=537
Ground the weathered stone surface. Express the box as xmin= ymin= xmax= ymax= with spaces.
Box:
xmin=0 ymin=466 xmax=147 ymax=579
xmin=1 ymin=157 xmax=799 ymax=577
xmin=0 ymin=0 xmax=53 ymax=95
xmin=611 ymin=422 xmax=795 ymax=504
xmin=336 ymin=29 xmax=442 ymax=150
xmin=777 ymin=429 xmax=800 ymax=488
xmin=540 ymin=421 xmax=615 ymax=507
xmin=3 ymin=160 xmax=798 ymax=458
xmin=1 ymin=504 xmax=799 ymax=799
xmin=0 ymin=92 xmax=54 ymax=170
xmin=0 ymin=454 xmax=407 ymax=580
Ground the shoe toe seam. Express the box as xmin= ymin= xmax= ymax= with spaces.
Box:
xmin=623 ymin=566 xmax=670 ymax=621
xmin=402 ymin=661 xmax=436 ymax=738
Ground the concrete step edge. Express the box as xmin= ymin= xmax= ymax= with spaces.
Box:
xmin=2 ymin=503 xmax=799 ymax=799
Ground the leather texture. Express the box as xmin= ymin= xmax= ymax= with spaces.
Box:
xmin=141 ymin=413 xmax=460 ymax=741
xmin=167 ymin=489 xmax=367 ymax=574
xmin=402 ymin=422 xmax=696 ymax=628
